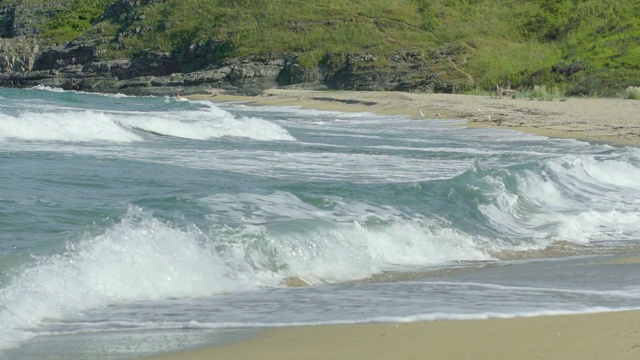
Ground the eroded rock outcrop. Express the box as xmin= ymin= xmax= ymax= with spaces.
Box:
xmin=0 ymin=1 xmax=476 ymax=95
xmin=0 ymin=39 xmax=39 ymax=73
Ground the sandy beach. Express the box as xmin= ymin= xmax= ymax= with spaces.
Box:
xmin=146 ymin=89 xmax=640 ymax=360
xmin=144 ymin=310 xmax=640 ymax=360
xmin=191 ymin=89 xmax=640 ymax=146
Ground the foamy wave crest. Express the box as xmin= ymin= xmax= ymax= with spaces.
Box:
xmin=0 ymin=201 xmax=489 ymax=350
xmin=0 ymin=110 xmax=141 ymax=142
xmin=31 ymin=84 xmax=130 ymax=98
xmin=0 ymin=206 xmax=266 ymax=350
xmin=212 ymin=221 xmax=490 ymax=284
xmin=266 ymin=220 xmax=490 ymax=283
xmin=31 ymin=85 xmax=66 ymax=93
xmin=202 ymin=191 xmax=491 ymax=284
xmin=548 ymin=154 xmax=640 ymax=190
xmin=478 ymin=154 xmax=640 ymax=244
xmin=118 ymin=103 xmax=296 ymax=141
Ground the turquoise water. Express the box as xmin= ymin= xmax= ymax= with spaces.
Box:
xmin=2 ymin=86 xmax=640 ymax=359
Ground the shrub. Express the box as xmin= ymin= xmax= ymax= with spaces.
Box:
xmin=41 ymin=0 xmax=112 ymax=44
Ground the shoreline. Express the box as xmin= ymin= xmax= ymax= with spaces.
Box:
xmin=189 ymin=89 xmax=640 ymax=146
xmin=144 ymin=310 xmax=640 ymax=360
xmin=142 ymin=89 xmax=640 ymax=360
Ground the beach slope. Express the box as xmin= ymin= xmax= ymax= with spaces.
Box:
xmin=191 ymin=89 xmax=640 ymax=146
xmin=145 ymin=310 xmax=640 ymax=360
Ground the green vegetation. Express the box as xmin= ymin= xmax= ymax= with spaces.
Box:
xmin=40 ymin=0 xmax=112 ymax=44
xmin=625 ymin=86 xmax=640 ymax=100
xmin=102 ymin=0 xmax=436 ymax=66
xmin=520 ymin=85 xmax=568 ymax=101
xmin=29 ymin=0 xmax=640 ymax=95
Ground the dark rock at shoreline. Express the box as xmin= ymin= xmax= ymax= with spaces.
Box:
xmin=0 ymin=36 xmax=474 ymax=96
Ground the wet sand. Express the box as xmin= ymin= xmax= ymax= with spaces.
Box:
xmin=159 ymin=90 xmax=640 ymax=360
xmin=145 ymin=310 xmax=640 ymax=360
xmin=190 ymin=89 xmax=640 ymax=146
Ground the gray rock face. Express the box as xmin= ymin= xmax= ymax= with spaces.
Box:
xmin=0 ymin=38 xmax=331 ymax=95
xmin=0 ymin=41 xmax=473 ymax=95
xmin=0 ymin=39 xmax=39 ymax=73
xmin=33 ymin=42 xmax=97 ymax=71
xmin=1 ymin=2 xmax=70 ymax=39
xmin=0 ymin=1 xmax=474 ymax=95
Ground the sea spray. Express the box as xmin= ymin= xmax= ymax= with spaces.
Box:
xmin=0 ymin=110 xmax=142 ymax=143
xmin=116 ymin=102 xmax=296 ymax=141
xmin=476 ymin=154 xmax=640 ymax=244
xmin=0 ymin=202 xmax=492 ymax=349
xmin=0 ymin=206 xmax=266 ymax=350
xmin=0 ymin=91 xmax=295 ymax=143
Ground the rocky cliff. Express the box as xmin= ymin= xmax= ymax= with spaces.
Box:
xmin=0 ymin=0 xmax=476 ymax=96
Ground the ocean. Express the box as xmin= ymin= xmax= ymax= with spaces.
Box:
xmin=1 ymin=86 xmax=640 ymax=359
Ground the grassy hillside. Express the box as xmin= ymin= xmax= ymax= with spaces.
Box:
xmin=22 ymin=0 xmax=640 ymax=95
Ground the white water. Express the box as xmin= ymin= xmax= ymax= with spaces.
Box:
xmin=0 ymin=207 xmax=270 ymax=350
xmin=116 ymin=103 xmax=296 ymax=141
xmin=0 ymin=103 xmax=295 ymax=143
xmin=0 ymin=111 xmax=142 ymax=142
xmin=477 ymin=153 xmax=640 ymax=244
xmin=0 ymin=202 xmax=494 ymax=350
xmin=3 ymin=88 xmax=640 ymax=358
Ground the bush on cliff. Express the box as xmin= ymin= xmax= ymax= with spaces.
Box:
xmin=41 ymin=0 xmax=111 ymax=44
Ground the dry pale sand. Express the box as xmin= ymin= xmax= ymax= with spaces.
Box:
xmin=145 ymin=310 xmax=640 ymax=360
xmin=160 ymin=90 xmax=640 ymax=360
xmin=190 ymin=89 xmax=640 ymax=146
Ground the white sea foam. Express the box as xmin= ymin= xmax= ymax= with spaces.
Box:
xmin=518 ymin=170 xmax=571 ymax=209
xmin=357 ymin=307 xmax=634 ymax=323
xmin=23 ymin=307 xmax=633 ymax=339
xmin=104 ymin=103 xmax=296 ymax=141
xmin=31 ymin=84 xmax=131 ymax=98
xmin=202 ymin=191 xmax=491 ymax=283
xmin=0 ymin=103 xmax=295 ymax=144
xmin=155 ymin=148 xmax=470 ymax=182
xmin=0 ymin=206 xmax=269 ymax=350
xmin=31 ymin=85 xmax=66 ymax=93
xmin=4 ymin=88 xmax=640 ymax=355
xmin=0 ymin=110 xmax=142 ymax=142
xmin=271 ymin=221 xmax=490 ymax=283
xmin=140 ymin=101 xmax=298 ymax=141
xmin=176 ymin=307 xmax=633 ymax=330
xmin=551 ymin=154 xmax=640 ymax=190
xmin=0 ymin=201 xmax=490 ymax=350
xmin=478 ymin=153 xmax=640 ymax=244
